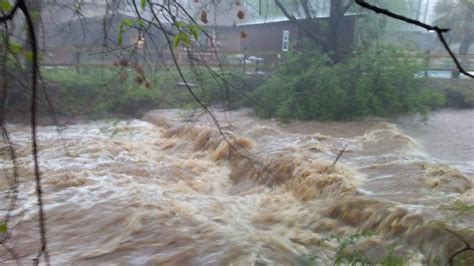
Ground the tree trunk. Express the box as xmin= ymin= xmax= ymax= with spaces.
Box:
xmin=274 ymin=0 xmax=352 ymax=63
xmin=328 ymin=0 xmax=345 ymax=63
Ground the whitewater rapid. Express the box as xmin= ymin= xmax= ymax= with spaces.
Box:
xmin=0 ymin=109 xmax=472 ymax=264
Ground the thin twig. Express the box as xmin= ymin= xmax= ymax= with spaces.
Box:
xmin=330 ymin=146 xmax=346 ymax=170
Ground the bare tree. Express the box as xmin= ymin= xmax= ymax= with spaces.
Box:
xmin=274 ymin=0 xmax=353 ymax=63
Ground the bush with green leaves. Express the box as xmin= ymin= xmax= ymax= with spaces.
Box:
xmin=253 ymin=45 xmax=445 ymax=121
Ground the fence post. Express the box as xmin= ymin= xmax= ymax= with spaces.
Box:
xmin=424 ymin=50 xmax=430 ymax=78
xmin=242 ymin=52 xmax=246 ymax=74
xmin=75 ymin=51 xmax=81 ymax=74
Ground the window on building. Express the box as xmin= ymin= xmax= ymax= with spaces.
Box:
xmin=282 ymin=30 xmax=290 ymax=52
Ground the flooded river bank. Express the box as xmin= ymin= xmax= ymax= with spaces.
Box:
xmin=0 ymin=108 xmax=472 ymax=264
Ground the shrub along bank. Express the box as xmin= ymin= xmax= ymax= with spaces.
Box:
xmin=252 ymin=46 xmax=446 ymax=121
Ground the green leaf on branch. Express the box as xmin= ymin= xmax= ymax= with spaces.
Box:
xmin=9 ymin=41 xmax=23 ymax=55
xmin=25 ymin=51 xmax=34 ymax=61
xmin=175 ymin=21 xmax=185 ymax=28
xmin=117 ymin=18 xmax=145 ymax=46
xmin=140 ymin=0 xmax=147 ymax=10
xmin=118 ymin=19 xmax=133 ymax=46
xmin=173 ymin=31 xmax=191 ymax=48
xmin=188 ymin=24 xmax=202 ymax=40
xmin=0 ymin=0 xmax=11 ymax=12
xmin=0 ymin=223 xmax=7 ymax=233
xmin=122 ymin=18 xmax=134 ymax=27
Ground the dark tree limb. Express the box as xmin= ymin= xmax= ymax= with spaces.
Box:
xmin=274 ymin=0 xmax=298 ymax=21
xmin=355 ymin=0 xmax=473 ymax=79
xmin=17 ymin=0 xmax=50 ymax=265
xmin=299 ymin=0 xmax=312 ymax=19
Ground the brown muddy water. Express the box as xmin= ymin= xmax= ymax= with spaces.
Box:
xmin=0 ymin=108 xmax=472 ymax=265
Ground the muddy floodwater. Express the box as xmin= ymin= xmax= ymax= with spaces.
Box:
xmin=0 ymin=109 xmax=472 ymax=265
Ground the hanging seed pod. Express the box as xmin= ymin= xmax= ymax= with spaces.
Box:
xmin=119 ymin=58 xmax=129 ymax=67
xmin=237 ymin=10 xmax=245 ymax=20
xmin=134 ymin=75 xmax=144 ymax=85
xmin=120 ymin=71 xmax=128 ymax=81
xmin=201 ymin=11 xmax=208 ymax=24
xmin=240 ymin=31 xmax=247 ymax=39
xmin=144 ymin=81 xmax=151 ymax=89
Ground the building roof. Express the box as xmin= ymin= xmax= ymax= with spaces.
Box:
xmin=237 ymin=12 xmax=363 ymax=26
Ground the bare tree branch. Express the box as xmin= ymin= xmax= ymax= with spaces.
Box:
xmin=299 ymin=0 xmax=312 ymax=19
xmin=274 ymin=0 xmax=325 ymax=43
xmin=17 ymin=0 xmax=50 ymax=264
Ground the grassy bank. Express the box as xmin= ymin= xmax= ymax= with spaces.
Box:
xmin=41 ymin=66 xmax=261 ymax=118
xmin=11 ymin=57 xmax=469 ymax=122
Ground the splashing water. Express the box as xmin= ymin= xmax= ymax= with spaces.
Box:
xmin=0 ymin=109 xmax=472 ymax=264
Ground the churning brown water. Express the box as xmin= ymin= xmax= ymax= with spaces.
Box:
xmin=0 ymin=109 xmax=472 ymax=265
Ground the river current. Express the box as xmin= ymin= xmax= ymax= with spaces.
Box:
xmin=0 ymin=109 xmax=472 ymax=265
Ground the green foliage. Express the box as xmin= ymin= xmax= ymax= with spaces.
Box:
xmin=42 ymin=67 xmax=256 ymax=117
xmin=43 ymin=68 xmax=161 ymax=116
xmin=173 ymin=31 xmax=191 ymax=48
xmin=321 ymin=230 xmax=376 ymax=265
xmin=118 ymin=18 xmax=145 ymax=46
xmin=0 ymin=222 xmax=7 ymax=233
xmin=140 ymin=0 xmax=147 ymax=10
xmin=451 ymin=201 xmax=474 ymax=214
xmin=0 ymin=0 xmax=11 ymax=12
xmin=253 ymin=45 xmax=445 ymax=121
xmin=379 ymin=246 xmax=407 ymax=266
xmin=310 ymin=231 xmax=407 ymax=266
xmin=441 ymin=200 xmax=474 ymax=216
xmin=8 ymin=41 xmax=23 ymax=55
xmin=173 ymin=23 xmax=202 ymax=48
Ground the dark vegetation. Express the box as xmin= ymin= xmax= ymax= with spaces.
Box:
xmin=40 ymin=44 xmax=449 ymax=121
xmin=253 ymin=45 xmax=446 ymax=121
xmin=41 ymin=46 xmax=471 ymax=121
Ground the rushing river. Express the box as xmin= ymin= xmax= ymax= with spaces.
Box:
xmin=0 ymin=109 xmax=472 ymax=265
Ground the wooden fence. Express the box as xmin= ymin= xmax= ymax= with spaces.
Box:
xmin=41 ymin=47 xmax=474 ymax=77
